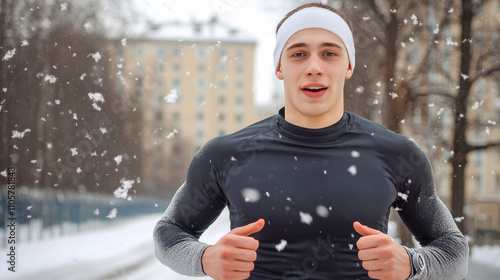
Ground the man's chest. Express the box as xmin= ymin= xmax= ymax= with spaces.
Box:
xmin=222 ymin=147 xmax=398 ymax=239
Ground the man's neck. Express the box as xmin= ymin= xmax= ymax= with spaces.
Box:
xmin=284 ymin=108 xmax=344 ymax=129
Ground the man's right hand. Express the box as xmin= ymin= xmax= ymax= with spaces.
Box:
xmin=202 ymin=219 xmax=265 ymax=280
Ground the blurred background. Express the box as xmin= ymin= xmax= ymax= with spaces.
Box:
xmin=1 ymin=0 xmax=499 ymax=279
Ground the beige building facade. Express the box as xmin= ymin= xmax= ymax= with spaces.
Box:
xmin=109 ymin=20 xmax=257 ymax=194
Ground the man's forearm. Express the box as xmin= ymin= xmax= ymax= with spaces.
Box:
xmin=153 ymin=219 xmax=210 ymax=276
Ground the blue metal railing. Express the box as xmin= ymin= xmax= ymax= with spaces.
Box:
xmin=0 ymin=188 xmax=167 ymax=247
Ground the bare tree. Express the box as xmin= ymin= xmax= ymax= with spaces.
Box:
xmin=449 ymin=0 xmax=500 ymax=233
xmin=0 ymin=0 xmax=144 ymax=196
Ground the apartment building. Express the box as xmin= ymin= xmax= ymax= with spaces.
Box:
xmin=109 ymin=19 xmax=257 ymax=194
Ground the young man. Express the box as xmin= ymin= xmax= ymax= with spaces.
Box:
xmin=154 ymin=3 xmax=469 ymax=279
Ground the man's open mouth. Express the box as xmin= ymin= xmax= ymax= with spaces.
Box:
xmin=302 ymin=87 xmax=328 ymax=92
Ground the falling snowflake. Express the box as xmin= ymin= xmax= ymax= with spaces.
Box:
xmin=87 ymin=52 xmax=101 ymax=62
xmin=398 ymin=192 xmax=408 ymax=202
xmin=2 ymin=48 xmax=16 ymax=61
xmin=44 ymin=75 xmax=58 ymax=83
xmin=347 ymin=165 xmax=357 ymax=176
xmin=11 ymin=128 xmax=31 ymax=139
xmin=164 ymin=88 xmax=178 ymax=103
xmin=114 ymin=155 xmax=123 ymax=166
xmin=114 ymin=178 xmax=135 ymax=199
xmin=299 ymin=211 xmax=313 ymax=225
xmin=316 ymin=205 xmax=329 ymax=218
xmin=88 ymin=92 xmax=105 ymax=111
xmin=166 ymin=129 xmax=178 ymax=139
xmin=275 ymin=239 xmax=287 ymax=252
xmin=106 ymin=208 xmax=117 ymax=219
xmin=242 ymin=188 xmax=261 ymax=203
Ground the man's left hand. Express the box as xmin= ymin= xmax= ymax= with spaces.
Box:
xmin=353 ymin=221 xmax=411 ymax=280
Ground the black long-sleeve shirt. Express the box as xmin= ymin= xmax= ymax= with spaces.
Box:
xmin=154 ymin=109 xmax=468 ymax=279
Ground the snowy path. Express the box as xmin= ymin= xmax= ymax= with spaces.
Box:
xmin=1 ymin=209 xmax=499 ymax=280
xmin=1 ymin=211 xmax=230 ymax=280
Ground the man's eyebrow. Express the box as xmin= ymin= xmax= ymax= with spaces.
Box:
xmin=285 ymin=42 xmax=344 ymax=51
xmin=321 ymin=42 xmax=343 ymax=49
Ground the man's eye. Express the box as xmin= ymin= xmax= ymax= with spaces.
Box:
xmin=293 ymin=52 xmax=304 ymax=57
xmin=324 ymin=52 xmax=336 ymax=57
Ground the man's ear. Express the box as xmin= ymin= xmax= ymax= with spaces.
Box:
xmin=345 ymin=64 xmax=353 ymax=80
xmin=275 ymin=64 xmax=284 ymax=80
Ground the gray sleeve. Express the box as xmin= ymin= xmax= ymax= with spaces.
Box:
xmin=392 ymin=139 xmax=469 ymax=279
xmin=153 ymin=206 xmax=210 ymax=276
xmin=153 ymin=139 xmax=228 ymax=276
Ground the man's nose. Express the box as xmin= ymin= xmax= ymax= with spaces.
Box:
xmin=306 ymin=55 xmax=324 ymax=76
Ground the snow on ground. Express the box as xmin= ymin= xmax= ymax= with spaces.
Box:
xmin=470 ymin=244 xmax=500 ymax=269
xmin=1 ymin=208 xmax=499 ymax=280
xmin=1 ymin=210 xmax=230 ymax=280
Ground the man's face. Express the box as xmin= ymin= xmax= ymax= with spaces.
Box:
xmin=276 ymin=28 xmax=352 ymax=128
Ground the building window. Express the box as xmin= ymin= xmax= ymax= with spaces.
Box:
xmin=237 ymin=48 xmax=245 ymax=58
xmin=219 ymin=96 xmax=226 ymax=105
xmin=235 ymin=96 xmax=244 ymax=106
xmin=218 ymin=113 xmax=225 ymax=123
xmin=172 ymin=112 xmax=180 ymax=123
xmin=236 ymin=81 xmax=244 ymax=90
xmin=236 ymin=65 xmax=244 ymax=74
xmin=219 ymin=129 xmax=225 ymax=136
xmin=494 ymin=174 xmax=500 ymax=191
xmin=156 ymin=94 xmax=163 ymax=106
xmin=197 ymin=78 xmax=206 ymax=90
xmin=474 ymin=151 xmax=484 ymax=166
xmin=219 ymin=79 xmax=227 ymax=89
xmin=475 ymin=175 xmax=483 ymax=194
xmin=198 ymin=64 xmax=206 ymax=72
xmin=157 ymin=46 xmax=166 ymax=57
xmin=173 ymin=78 xmax=181 ymax=88
xmin=157 ymin=62 xmax=165 ymax=72
xmin=173 ymin=63 xmax=181 ymax=72
xmin=197 ymin=47 xmax=207 ymax=58
xmin=197 ymin=129 xmax=204 ymax=140
xmin=135 ymin=45 xmax=143 ymax=57
xmin=157 ymin=77 xmax=164 ymax=89
xmin=236 ymin=114 xmax=243 ymax=124
xmin=220 ymin=49 xmax=227 ymax=58
xmin=155 ymin=111 xmax=163 ymax=122
xmin=197 ymin=94 xmax=206 ymax=106
xmin=116 ymin=46 xmax=124 ymax=57
xmin=174 ymin=47 xmax=182 ymax=57
xmin=197 ymin=112 xmax=204 ymax=123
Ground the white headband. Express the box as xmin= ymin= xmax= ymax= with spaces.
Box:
xmin=273 ymin=7 xmax=355 ymax=71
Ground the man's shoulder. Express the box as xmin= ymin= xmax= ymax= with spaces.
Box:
xmin=346 ymin=112 xmax=421 ymax=153
xmin=201 ymin=115 xmax=276 ymax=154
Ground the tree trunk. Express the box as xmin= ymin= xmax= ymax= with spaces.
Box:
xmin=450 ymin=0 xmax=473 ymax=234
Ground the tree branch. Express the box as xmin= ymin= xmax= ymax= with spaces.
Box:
xmin=468 ymin=140 xmax=500 ymax=152
xmin=412 ymin=87 xmax=456 ymax=100
xmin=367 ymin=0 xmax=388 ymax=24
xmin=471 ymin=64 xmax=500 ymax=84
